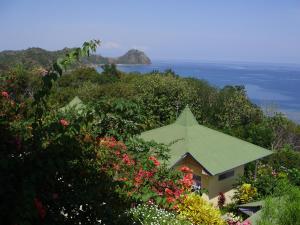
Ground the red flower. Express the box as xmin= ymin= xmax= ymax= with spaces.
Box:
xmin=134 ymin=175 xmax=143 ymax=187
xmin=173 ymin=189 xmax=183 ymax=198
xmin=108 ymin=141 xmax=116 ymax=148
xmin=117 ymin=177 xmax=128 ymax=182
xmin=166 ymin=196 xmax=175 ymax=203
xmin=34 ymin=198 xmax=46 ymax=219
xmin=181 ymin=173 xmax=194 ymax=188
xmin=134 ymin=168 xmax=154 ymax=186
xmin=145 ymin=171 xmax=154 ymax=178
xmin=180 ymin=166 xmax=193 ymax=173
xmin=59 ymin=119 xmax=69 ymax=127
xmin=1 ymin=91 xmax=9 ymax=98
xmin=122 ymin=154 xmax=135 ymax=165
xmin=173 ymin=204 xmax=179 ymax=210
xmin=149 ymin=156 xmax=160 ymax=166
xmin=165 ymin=188 xmax=173 ymax=196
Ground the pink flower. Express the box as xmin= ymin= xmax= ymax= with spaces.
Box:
xmin=180 ymin=166 xmax=193 ymax=173
xmin=181 ymin=173 xmax=194 ymax=188
xmin=165 ymin=188 xmax=173 ymax=196
xmin=173 ymin=189 xmax=183 ymax=198
xmin=1 ymin=91 xmax=9 ymax=98
xmin=59 ymin=119 xmax=69 ymax=127
xmin=149 ymin=155 xmax=160 ymax=166
xmin=122 ymin=153 xmax=135 ymax=165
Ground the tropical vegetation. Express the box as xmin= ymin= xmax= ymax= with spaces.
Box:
xmin=1 ymin=40 xmax=299 ymax=224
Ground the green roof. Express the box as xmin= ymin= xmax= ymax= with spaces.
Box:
xmin=140 ymin=106 xmax=272 ymax=175
xmin=59 ymin=96 xmax=86 ymax=113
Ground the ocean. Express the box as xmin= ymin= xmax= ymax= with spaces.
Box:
xmin=111 ymin=60 xmax=300 ymax=124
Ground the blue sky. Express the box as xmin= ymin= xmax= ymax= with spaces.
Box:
xmin=0 ymin=0 xmax=300 ymax=63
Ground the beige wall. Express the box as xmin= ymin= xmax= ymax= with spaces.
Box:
xmin=207 ymin=165 xmax=244 ymax=199
xmin=174 ymin=155 xmax=244 ymax=200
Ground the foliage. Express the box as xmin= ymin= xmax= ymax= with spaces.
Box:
xmin=0 ymin=99 xmax=134 ymax=224
xmin=129 ymin=203 xmax=192 ymax=225
xmin=266 ymin=146 xmax=300 ymax=170
xmin=0 ymin=40 xmax=134 ymax=225
xmin=98 ymin=137 xmax=194 ymax=209
xmin=218 ymin=192 xmax=226 ymax=208
xmin=234 ymin=183 xmax=257 ymax=204
xmin=257 ymin=181 xmax=300 ymax=225
xmin=5 ymin=57 xmax=299 ymax=152
xmin=101 ymin=63 xmax=122 ymax=79
xmin=91 ymin=98 xmax=146 ymax=140
xmin=178 ymin=193 xmax=225 ymax=225
xmin=125 ymin=137 xmax=170 ymax=161
xmin=222 ymin=212 xmax=243 ymax=225
xmin=238 ymin=162 xmax=300 ymax=201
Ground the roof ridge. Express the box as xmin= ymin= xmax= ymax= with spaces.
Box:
xmin=175 ymin=105 xmax=199 ymax=126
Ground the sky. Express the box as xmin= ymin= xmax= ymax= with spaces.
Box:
xmin=0 ymin=0 xmax=300 ymax=64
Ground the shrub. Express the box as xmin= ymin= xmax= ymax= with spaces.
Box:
xmin=222 ymin=212 xmax=243 ymax=225
xmin=267 ymin=147 xmax=300 ymax=170
xmin=237 ymin=162 xmax=299 ymax=201
xmin=257 ymin=181 xmax=300 ymax=225
xmin=98 ymin=137 xmax=194 ymax=209
xmin=129 ymin=204 xmax=192 ymax=225
xmin=218 ymin=192 xmax=226 ymax=208
xmin=178 ymin=193 xmax=225 ymax=225
xmin=235 ymin=183 xmax=257 ymax=204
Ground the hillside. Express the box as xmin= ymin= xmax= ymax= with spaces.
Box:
xmin=0 ymin=47 xmax=151 ymax=71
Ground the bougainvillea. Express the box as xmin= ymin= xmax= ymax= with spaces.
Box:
xmin=97 ymin=136 xmax=193 ymax=209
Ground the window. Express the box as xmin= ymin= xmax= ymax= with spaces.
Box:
xmin=218 ymin=170 xmax=234 ymax=181
xmin=192 ymin=174 xmax=201 ymax=191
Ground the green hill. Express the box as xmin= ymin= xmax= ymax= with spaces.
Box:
xmin=0 ymin=47 xmax=151 ymax=71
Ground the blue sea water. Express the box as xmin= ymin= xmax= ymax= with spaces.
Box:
xmin=115 ymin=60 xmax=300 ymax=124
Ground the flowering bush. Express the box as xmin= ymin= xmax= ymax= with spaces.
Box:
xmin=129 ymin=203 xmax=192 ymax=225
xmin=0 ymin=41 xmax=137 ymax=225
xmin=178 ymin=193 xmax=226 ymax=225
xmin=222 ymin=212 xmax=243 ymax=225
xmin=98 ymin=136 xmax=194 ymax=209
xmin=237 ymin=162 xmax=298 ymax=200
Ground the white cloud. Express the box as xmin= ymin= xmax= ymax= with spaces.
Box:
xmin=102 ymin=41 xmax=121 ymax=49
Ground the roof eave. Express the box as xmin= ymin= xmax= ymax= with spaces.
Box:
xmin=171 ymin=152 xmax=213 ymax=176
xmin=212 ymin=151 xmax=273 ymax=176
